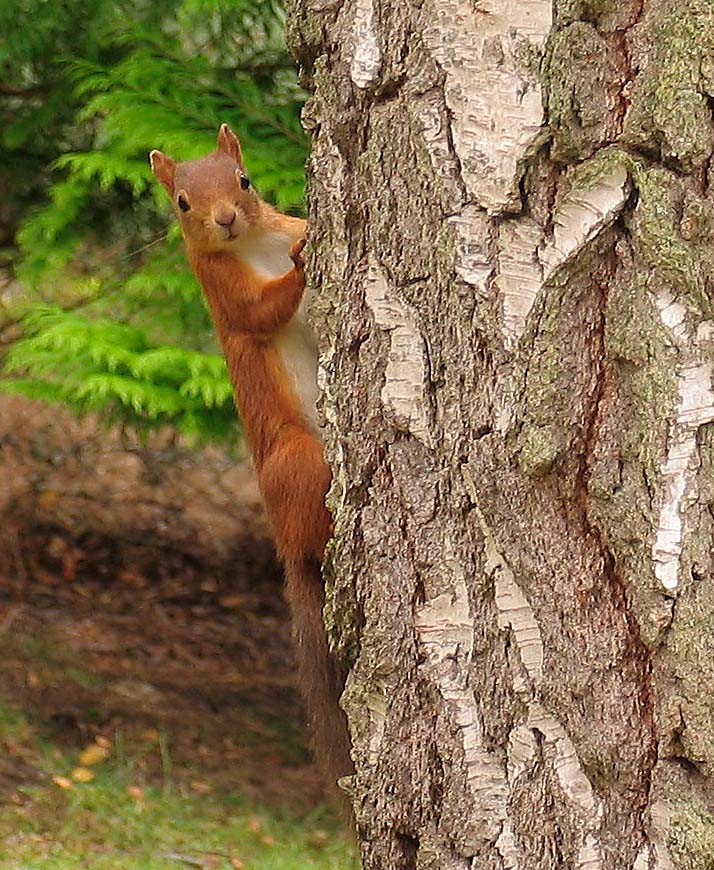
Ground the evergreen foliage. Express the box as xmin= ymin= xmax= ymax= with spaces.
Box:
xmin=0 ymin=0 xmax=307 ymax=443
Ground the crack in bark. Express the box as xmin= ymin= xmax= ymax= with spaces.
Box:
xmin=576 ymin=240 xmax=659 ymax=865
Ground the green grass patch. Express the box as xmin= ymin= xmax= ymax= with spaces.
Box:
xmin=15 ymin=635 xmax=105 ymax=691
xmin=0 ymin=703 xmax=358 ymax=869
xmin=0 ymin=698 xmax=32 ymax=741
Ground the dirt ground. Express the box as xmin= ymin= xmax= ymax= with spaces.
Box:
xmin=0 ymin=396 xmax=324 ymax=810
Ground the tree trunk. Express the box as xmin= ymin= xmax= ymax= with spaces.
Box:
xmin=289 ymin=1 xmax=714 ymax=867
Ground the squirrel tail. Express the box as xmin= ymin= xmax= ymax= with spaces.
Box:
xmin=283 ymin=558 xmax=353 ymax=789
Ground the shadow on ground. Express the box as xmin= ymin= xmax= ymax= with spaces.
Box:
xmin=0 ymin=396 xmax=326 ymax=811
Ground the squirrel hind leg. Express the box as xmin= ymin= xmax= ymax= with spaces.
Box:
xmin=259 ymin=434 xmax=351 ymax=791
xmin=259 ymin=432 xmax=332 ymax=564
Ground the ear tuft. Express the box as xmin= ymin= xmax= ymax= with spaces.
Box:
xmin=217 ymin=123 xmax=243 ymax=165
xmin=149 ymin=150 xmax=177 ymax=196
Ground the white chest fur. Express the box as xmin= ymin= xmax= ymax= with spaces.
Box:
xmin=237 ymin=232 xmax=319 ymax=429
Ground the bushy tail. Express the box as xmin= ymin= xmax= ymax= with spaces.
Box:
xmin=284 ymin=558 xmax=353 ymax=789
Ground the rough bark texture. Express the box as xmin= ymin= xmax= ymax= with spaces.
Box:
xmin=289 ymin=1 xmax=714 ymax=867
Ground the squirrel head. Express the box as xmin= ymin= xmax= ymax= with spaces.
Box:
xmin=149 ymin=124 xmax=261 ymax=252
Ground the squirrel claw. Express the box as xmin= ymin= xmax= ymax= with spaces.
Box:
xmin=290 ymin=238 xmax=307 ymax=270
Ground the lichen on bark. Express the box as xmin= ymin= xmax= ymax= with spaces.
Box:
xmin=622 ymin=0 xmax=714 ymax=172
xmin=544 ymin=21 xmax=620 ymax=162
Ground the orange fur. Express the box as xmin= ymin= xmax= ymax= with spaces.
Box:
xmin=188 ymin=246 xmax=332 ymax=560
xmin=150 ymin=126 xmax=352 ymax=788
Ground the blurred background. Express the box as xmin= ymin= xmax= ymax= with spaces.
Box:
xmin=0 ymin=1 xmax=354 ymax=866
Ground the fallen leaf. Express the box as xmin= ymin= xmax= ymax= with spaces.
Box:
xmin=127 ymin=786 xmax=144 ymax=800
xmin=52 ymin=776 xmax=73 ymax=790
xmin=95 ymin=735 xmax=112 ymax=749
xmin=37 ymin=490 xmax=60 ymax=510
xmin=230 ymin=858 xmax=245 ymax=869
xmin=71 ymin=767 xmax=95 ymax=783
xmin=218 ymin=594 xmax=243 ymax=609
xmin=48 ymin=536 xmax=67 ymax=558
xmin=35 ymin=568 xmax=58 ymax=586
xmin=79 ymin=744 xmax=110 ymax=766
xmin=190 ymin=780 xmax=213 ymax=795
xmin=248 ymin=816 xmax=262 ymax=834
xmin=119 ymin=569 xmax=146 ymax=587
xmin=261 ymin=835 xmax=275 ymax=847
xmin=309 ymin=830 xmax=330 ymax=847
xmin=62 ymin=550 xmax=81 ymax=581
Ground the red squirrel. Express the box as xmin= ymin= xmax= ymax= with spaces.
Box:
xmin=150 ymin=124 xmax=351 ymax=785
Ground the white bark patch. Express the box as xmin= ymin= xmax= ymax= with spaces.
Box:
xmin=365 ymin=685 xmax=387 ymax=766
xmin=472 ymin=501 xmax=605 ymax=866
xmin=309 ymin=133 xmax=350 ymax=501
xmin=415 ymin=539 xmax=523 ymax=866
xmin=350 ymin=0 xmax=382 ymax=89
xmin=527 ymin=703 xmax=600 ymax=818
xmin=652 ymin=289 xmax=714 ymax=591
xmin=494 ymin=822 xmax=521 ymax=870
xmin=539 ymin=164 xmax=630 ymax=280
xmin=446 ymin=207 xmax=493 ymax=295
xmin=491 ymin=550 xmax=543 ymax=686
xmin=490 ymin=161 xmax=628 ymax=350
xmin=578 ymin=835 xmax=606 ymax=870
xmin=412 ymin=93 xmax=464 ymax=213
xmin=318 ymin=341 xmax=349 ymax=510
xmin=363 ymin=260 xmax=431 ymax=444
xmin=496 ymin=217 xmax=544 ymax=347
xmin=630 ymin=801 xmax=676 ymax=870
xmin=422 ymin=0 xmax=551 ymax=215
xmin=633 ymin=844 xmax=675 ymax=870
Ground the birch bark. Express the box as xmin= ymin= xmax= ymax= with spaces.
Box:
xmin=289 ymin=2 xmax=714 ymax=867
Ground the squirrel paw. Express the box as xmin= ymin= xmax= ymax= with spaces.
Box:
xmin=290 ymin=238 xmax=307 ymax=271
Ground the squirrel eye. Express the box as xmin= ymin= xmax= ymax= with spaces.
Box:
xmin=239 ymin=174 xmax=250 ymax=191
xmin=177 ymin=194 xmax=190 ymax=212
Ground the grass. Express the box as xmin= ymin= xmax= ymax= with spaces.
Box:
xmin=0 ymin=701 xmax=359 ymax=870
xmin=18 ymin=634 xmax=105 ymax=690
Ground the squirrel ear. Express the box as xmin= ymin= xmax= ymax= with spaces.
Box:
xmin=217 ymin=123 xmax=243 ymax=165
xmin=149 ymin=150 xmax=177 ymax=195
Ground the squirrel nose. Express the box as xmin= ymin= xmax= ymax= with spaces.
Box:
xmin=214 ymin=207 xmax=236 ymax=227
